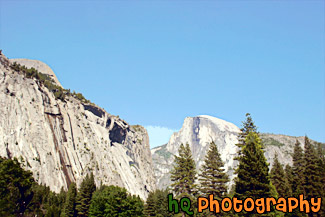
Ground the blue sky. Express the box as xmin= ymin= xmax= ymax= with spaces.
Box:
xmin=1 ymin=1 xmax=324 ymax=147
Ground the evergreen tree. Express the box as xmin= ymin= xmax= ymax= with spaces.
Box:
xmin=143 ymin=191 xmax=156 ymax=217
xmin=154 ymin=189 xmax=173 ymax=217
xmin=199 ymin=141 xmax=229 ymax=200
xmin=26 ymin=183 xmax=51 ymax=216
xmin=144 ymin=189 xmax=173 ymax=217
xmin=291 ymin=140 xmax=304 ymax=197
xmin=315 ymin=143 xmax=325 ymax=216
xmin=88 ymin=185 xmax=144 ymax=217
xmin=234 ymin=132 xmax=274 ymax=216
xmin=170 ymin=143 xmax=197 ymax=216
xmin=62 ymin=182 xmax=77 ymax=217
xmin=235 ymin=113 xmax=258 ymax=157
xmin=0 ymin=157 xmax=34 ymax=216
xmin=284 ymin=165 xmax=293 ymax=196
xmin=303 ymin=137 xmax=323 ymax=217
xmin=270 ymin=154 xmax=290 ymax=197
xmin=76 ymin=173 xmax=96 ymax=217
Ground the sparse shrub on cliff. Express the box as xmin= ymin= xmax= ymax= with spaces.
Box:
xmin=10 ymin=62 xmax=91 ymax=103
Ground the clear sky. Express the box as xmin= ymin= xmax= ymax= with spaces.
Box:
xmin=1 ymin=0 xmax=324 ymax=147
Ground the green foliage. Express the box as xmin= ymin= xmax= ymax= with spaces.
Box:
xmin=315 ymin=142 xmax=325 ymax=216
xmin=131 ymin=125 xmax=143 ymax=132
xmin=89 ymin=185 xmax=144 ymax=217
xmin=0 ymin=156 xmax=34 ymax=216
xmin=291 ymin=140 xmax=304 ymax=197
xmin=303 ymin=137 xmax=323 ymax=200
xmin=235 ymin=113 xmax=258 ymax=159
xmin=143 ymin=189 xmax=173 ymax=217
xmin=199 ymin=141 xmax=229 ymax=200
xmin=0 ymin=156 xmax=150 ymax=216
xmin=76 ymin=172 xmax=96 ymax=217
xmin=10 ymin=62 xmax=91 ymax=103
xmin=155 ymin=145 xmax=172 ymax=160
xmin=170 ymin=144 xmax=197 ymax=199
xmin=270 ymin=154 xmax=290 ymax=197
xmin=234 ymin=132 xmax=275 ymax=216
xmin=72 ymin=91 xmax=90 ymax=103
xmin=284 ymin=165 xmax=293 ymax=196
xmin=62 ymin=182 xmax=77 ymax=217
xmin=261 ymin=137 xmax=285 ymax=147
xmin=170 ymin=143 xmax=197 ymax=216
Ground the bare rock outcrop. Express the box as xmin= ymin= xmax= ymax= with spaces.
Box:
xmin=0 ymin=53 xmax=155 ymax=199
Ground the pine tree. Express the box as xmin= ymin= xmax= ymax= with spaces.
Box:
xmin=144 ymin=189 xmax=173 ymax=217
xmin=284 ymin=165 xmax=293 ymax=196
xmin=315 ymin=143 xmax=325 ymax=216
xmin=235 ymin=113 xmax=258 ymax=157
xmin=76 ymin=173 xmax=96 ymax=217
xmin=303 ymin=137 xmax=323 ymax=217
xmin=199 ymin=141 xmax=229 ymax=200
xmin=143 ymin=191 xmax=156 ymax=217
xmin=270 ymin=154 xmax=290 ymax=197
xmin=170 ymin=143 xmax=197 ymax=216
xmin=154 ymin=189 xmax=173 ymax=217
xmin=0 ymin=157 xmax=34 ymax=216
xmin=288 ymin=140 xmax=306 ymax=217
xmin=234 ymin=132 xmax=274 ymax=216
xmin=291 ymin=140 xmax=304 ymax=197
xmin=62 ymin=183 xmax=77 ymax=217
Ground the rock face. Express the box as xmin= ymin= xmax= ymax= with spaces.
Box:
xmin=10 ymin=58 xmax=62 ymax=87
xmin=0 ymin=54 xmax=155 ymax=199
xmin=152 ymin=115 xmax=323 ymax=190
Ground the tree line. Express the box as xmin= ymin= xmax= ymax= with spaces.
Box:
xmin=0 ymin=157 xmax=143 ymax=216
xmin=151 ymin=113 xmax=324 ymax=217
xmin=1 ymin=113 xmax=324 ymax=216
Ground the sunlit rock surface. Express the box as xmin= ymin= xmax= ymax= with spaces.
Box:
xmin=0 ymin=54 xmax=155 ymax=199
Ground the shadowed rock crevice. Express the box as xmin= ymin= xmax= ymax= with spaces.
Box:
xmin=109 ymin=123 xmax=129 ymax=145
xmin=83 ymin=104 xmax=105 ymax=118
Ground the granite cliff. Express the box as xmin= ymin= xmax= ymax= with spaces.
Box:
xmin=0 ymin=53 xmax=155 ymax=199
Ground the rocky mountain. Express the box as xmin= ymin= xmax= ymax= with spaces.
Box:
xmin=0 ymin=53 xmax=155 ymax=199
xmin=152 ymin=115 xmax=323 ymax=190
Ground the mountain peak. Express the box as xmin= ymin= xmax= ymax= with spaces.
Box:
xmin=197 ymin=115 xmax=240 ymax=133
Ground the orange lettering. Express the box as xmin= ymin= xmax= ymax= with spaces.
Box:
xmin=244 ymin=198 xmax=254 ymax=212
xmin=209 ymin=194 xmax=220 ymax=213
xmin=198 ymin=197 xmax=209 ymax=213
xmin=276 ymin=197 xmax=287 ymax=212
xmin=233 ymin=197 xmax=243 ymax=213
xmin=288 ymin=197 xmax=298 ymax=212
xmin=221 ymin=197 xmax=232 ymax=212
xmin=266 ymin=197 xmax=276 ymax=212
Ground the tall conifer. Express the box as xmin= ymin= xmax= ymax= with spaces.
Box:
xmin=284 ymin=165 xmax=293 ymax=196
xmin=270 ymin=154 xmax=290 ymax=197
xmin=303 ymin=137 xmax=323 ymax=217
xmin=199 ymin=141 xmax=229 ymax=200
xmin=170 ymin=143 xmax=197 ymax=216
xmin=235 ymin=113 xmax=258 ymax=157
xmin=62 ymin=182 xmax=77 ymax=217
xmin=292 ymin=140 xmax=304 ymax=197
xmin=143 ymin=191 xmax=156 ymax=217
xmin=234 ymin=132 xmax=274 ymax=216
xmin=315 ymin=143 xmax=325 ymax=216
xmin=76 ymin=173 xmax=96 ymax=217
